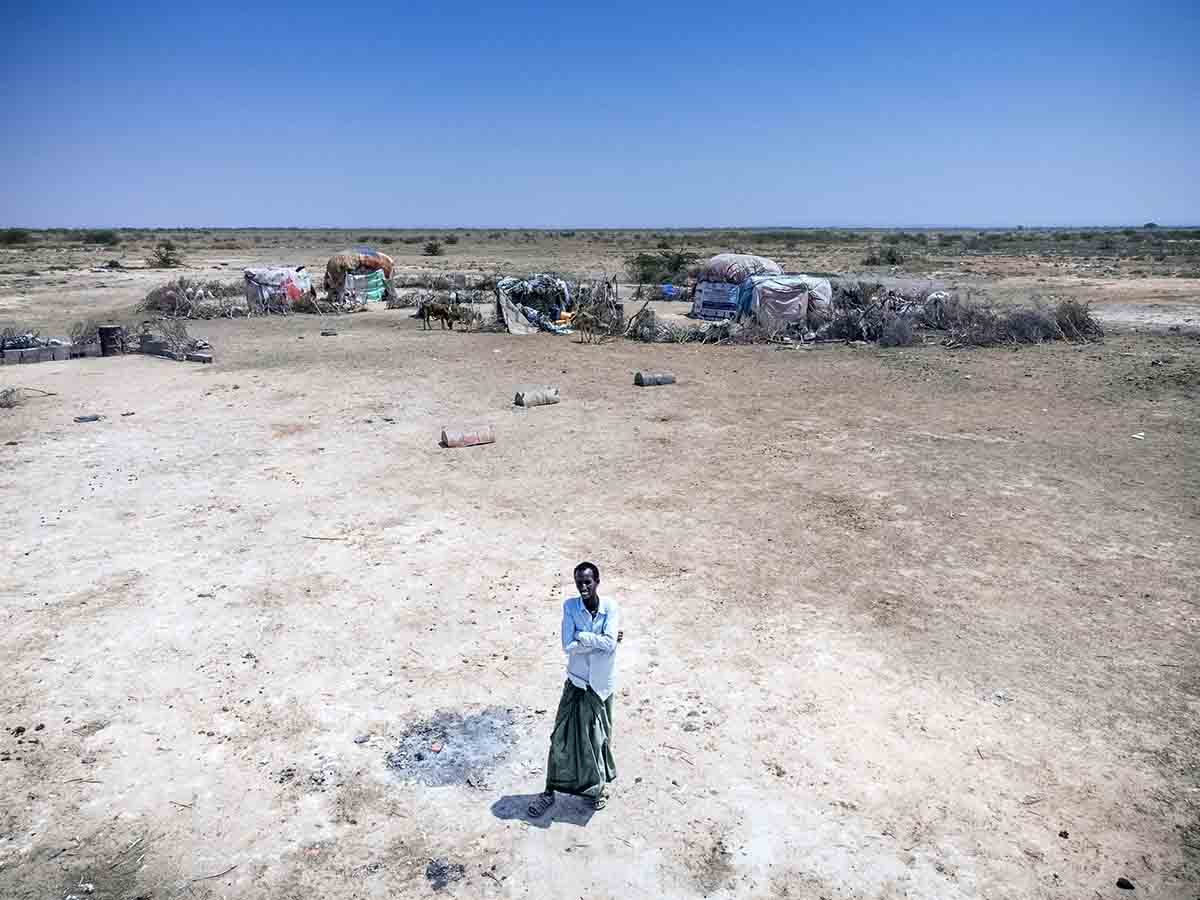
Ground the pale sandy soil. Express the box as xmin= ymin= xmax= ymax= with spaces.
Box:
xmin=1 ymin=235 xmax=1199 ymax=900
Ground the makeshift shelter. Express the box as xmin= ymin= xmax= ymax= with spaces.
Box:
xmin=691 ymin=253 xmax=782 ymax=320
xmin=323 ymin=247 xmax=395 ymax=305
xmin=243 ymin=266 xmax=314 ymax=314
xmin=736 ymin=274 xmax=833 ymax=332
xmin=494 ymin=274 xmax=573 ymax=334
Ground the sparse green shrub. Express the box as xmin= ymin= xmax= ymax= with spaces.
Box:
xmin=423 ymin=240 xmax=444 ymax=257
xmin=1 ymin=228 xmax=33 ymax=245
xmin=624 ymin=249 xmax=699 ymax=284
xmin=147 ymin=239 xmax=183 ymax=268
xmin=83 ymin=229 xmax=121 ymax=246
xmin=443 ymin=235 xmax=459 ymax=245
xmin=862 ymin=248 xmax=882 ymax=265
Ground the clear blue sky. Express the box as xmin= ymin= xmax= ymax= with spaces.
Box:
xmin=3 ymin=1 xmax=1197 ymax=228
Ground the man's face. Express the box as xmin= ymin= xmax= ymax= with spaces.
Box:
xmin=575 ymin=569 xmax=598 ymax=603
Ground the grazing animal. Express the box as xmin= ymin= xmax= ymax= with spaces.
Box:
xmin=573 ymin=310 xmax=600 ymax=343
xmin=420 ymin=301 xmax=460 ymax=330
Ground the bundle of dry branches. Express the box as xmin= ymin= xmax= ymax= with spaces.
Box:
xmin=138 ymin=278 xmax=248 ymax=319
xmin=572 ymin=278 xmax=622 ymax=343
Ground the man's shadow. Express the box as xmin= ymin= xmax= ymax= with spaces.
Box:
xmin=491 ymin=793 xmax=595 ymax=829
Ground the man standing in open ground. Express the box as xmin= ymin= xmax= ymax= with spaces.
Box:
xmin=528 ymin=561 xmax=621 ymax=816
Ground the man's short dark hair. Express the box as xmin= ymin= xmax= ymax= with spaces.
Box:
xmin=574 ymin=561 xmax=600 ymax=582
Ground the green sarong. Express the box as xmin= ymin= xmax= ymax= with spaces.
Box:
xmin=545 ymin=680 xmax=616 ymax=798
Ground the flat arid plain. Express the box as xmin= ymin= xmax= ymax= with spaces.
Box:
xmin=2 ymin=227 xmax=1198 ymax=899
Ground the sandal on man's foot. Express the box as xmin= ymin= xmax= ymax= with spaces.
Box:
xmin=528 ymin=792 xmax=555 ymax=817
xmin=593 ymin=791 xmax=608 ymax=811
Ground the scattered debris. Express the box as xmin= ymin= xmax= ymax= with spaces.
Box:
xmin=635 ymin=371 xmax=676 ymax=386
xmin=1131 ymin=432 xmax=1145 ymax=440
xmin=514 ymin=386 xmax=560 ymax=407
xmin=425 ymin=858 xmax=465 ymax=891
xmin=440 ymin=425 xmax=496 ymax=448
xmin=1059 ymin=830 xmax=1069 ymax=838
xmin=353 ymin=734 xmax=370 ymax=745
xmin=191 ymin=864 xmax=237 ymax=882
xmin=386 ymin=708 xmax=514 ymax=786
xmin=135 ymin=319 xmax=212 ymax=361
xmin=320 ymin=330 xmax=338 ymax=337
xmin=73 ymin=414 xmax=103 ymax=423
xmin=1 ymin=386 xmax=56 ymax=408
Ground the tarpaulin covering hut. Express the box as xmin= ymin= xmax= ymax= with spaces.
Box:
xmin=736 ymin=274 xmax=832 ymax=331
xmin=494 ymin=274 xmax=573 ymax=334
xmin=243 ymin=266 xmax=314 ymax=314
xmin=324 ymin=247 xmax=395 ymax=304
xmin=691 ymin=253 xmax=782 ymax=320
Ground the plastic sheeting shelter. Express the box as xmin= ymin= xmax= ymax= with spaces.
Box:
xmin=699 ymin=253 xmax=783 ymax=284
xmin=344 ymin=269 xmax=388 ymax=302
xmin=494 ymin=275 xmax=573 ymax=334
xmin=691 ymin=253 xmax=783 ymax=320
xmin=243 ymin=266 xmax=314 ymax=313
xmin=736 ymin=274 xmax=833 ymax=331
xmin=692 ymin=281 xmax=742 ymax=320
xmin=324 ymin=248 xmax=395 ymax=303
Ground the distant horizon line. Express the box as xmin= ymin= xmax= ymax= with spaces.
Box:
xmin=5 ymin=223 xmax=1197 ymax=232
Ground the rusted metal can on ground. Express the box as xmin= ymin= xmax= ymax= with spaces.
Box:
xmin=440 ymin=425 xmax=496 ymax=448
xmin=514 ymin=386 xmax=560 ymax=407
xmin=98 ymin=325 xmax=124 ymax=356
xmin=634 ymin=371 xmax=675 ymax=386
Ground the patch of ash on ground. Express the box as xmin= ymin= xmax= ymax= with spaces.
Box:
xmin=386 ymin=707 xmax=515 ymax=786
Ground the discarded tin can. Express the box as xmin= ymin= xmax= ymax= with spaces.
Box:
xmin=514 ymin=386 xmax=560 ymax=407
xmin=634 ymin=371 xmax=676 ymax=386
xmin=440 ymin=425 xmax=496 ymax=448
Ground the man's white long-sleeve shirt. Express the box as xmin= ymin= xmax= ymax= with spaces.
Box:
xmin=561 ymin=595 xmax=619 ymax=700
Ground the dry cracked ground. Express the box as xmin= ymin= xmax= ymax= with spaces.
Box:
xmin=1 ymin=246 xmax=1199 ymax=899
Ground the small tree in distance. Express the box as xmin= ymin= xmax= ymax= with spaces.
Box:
xmin=148 ymin=239 xmax=184 ymax=268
